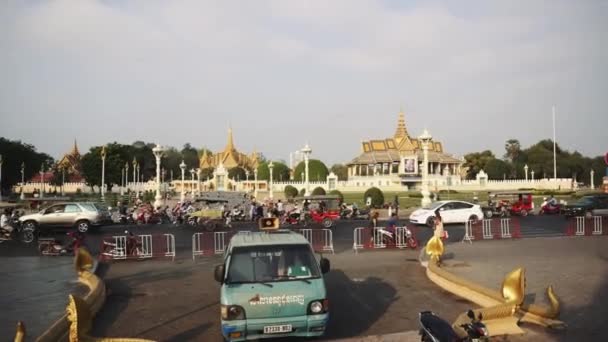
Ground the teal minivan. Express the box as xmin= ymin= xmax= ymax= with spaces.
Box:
xmin=214 ymin=230 xmax=331 ymax=341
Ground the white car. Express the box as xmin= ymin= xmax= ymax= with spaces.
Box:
xmin=409 ymin=200 xmax=483 ymax=227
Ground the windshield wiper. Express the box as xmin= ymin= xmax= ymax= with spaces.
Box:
xmin=275 ymin=275 xmax=311 ymax=284
xmin=259 ymin=282 xmax=274 ymax=287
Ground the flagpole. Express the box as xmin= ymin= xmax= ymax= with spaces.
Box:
xmin=552 ymin=106 xmax=557 ymax=182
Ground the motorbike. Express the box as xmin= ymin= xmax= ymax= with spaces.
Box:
xmin=352 ymin=207 xmax=370 ymax=220
xmin=419 ymin=310 xmax=489 ymax=342
xmin=38 ymin=231 xmax=84 ymax=256
xmin=370 ymin=226 xmax=418 ymax=249
xmin=101 ymin=230 xmax=142 ymax=258
xmin=539 ymin=200 xmax=561 ymax=215
xmin=0 ymin=222 xmax=36 ymax=244
xmin=280 ymin=210 xmax=310 ymax=227
xmin=229 ymin=208 xmax=246 ymax=222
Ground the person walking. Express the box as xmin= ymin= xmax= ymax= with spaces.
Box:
xmin=433 ymin=210 xmax=446 ymax=240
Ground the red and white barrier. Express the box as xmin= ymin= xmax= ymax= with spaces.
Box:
xmin=353 ymin=226 xmax=418 ymax=253
xmin=566 ymin=216 xmax=605 ymax=236
xmin=100 ymin=233 xmax=175 ymax=261
xmin=464 ymin=218 xmax=521 ymax=242
xmin=294 ymin=229 xmax=334 ymax=254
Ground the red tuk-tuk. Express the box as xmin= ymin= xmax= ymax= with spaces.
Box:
xmin=484 ymin=192 xmax=534 ymax=218
xmin=295 ymin=195 xmax=341 ymax=228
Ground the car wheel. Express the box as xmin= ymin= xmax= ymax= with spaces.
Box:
xmin=468 ymin=215 xmax=479 ymax=224
xmin=585 ymin=211 xmax=593 ymax=219
xmin=322 ymin=217 xmax=333 ymax=228
xmin=484 ymin=210 xmax=493 ymax=219
xmin=76 ymin=220 xmax=90 ymax=233
xmin=521 ymin=210 xmax=528 ymax=217
xmin=21 ymin=227 xmax=36 ymax=244
xmin=426 ymin=216 xmax=435 ymax=228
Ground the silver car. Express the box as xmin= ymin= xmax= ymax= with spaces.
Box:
xmin=19 ymin=202 xmax=112 ymax=233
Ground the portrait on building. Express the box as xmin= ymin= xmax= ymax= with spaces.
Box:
xmin=403 ymin=156 xmax=417 ymax=174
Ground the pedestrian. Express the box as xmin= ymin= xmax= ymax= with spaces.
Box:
xmin=368 ymin=211 xmax=380 ymax=229
xmin=387 ymin=203 xmax=393 ymax=218
xmin=433 ymin=210 xmax=446 ymax=240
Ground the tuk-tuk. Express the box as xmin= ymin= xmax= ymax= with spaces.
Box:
xmin=294 ymin=195 xmax=341 ymax=228
xmin=483 ymin=192 xmax=534 ymax=218
xmin=191 ymin=197 xmax=230 ymax=231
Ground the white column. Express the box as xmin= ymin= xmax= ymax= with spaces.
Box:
xmin=153 ymin=144 xmax=164 ymax=208
xmin=302 ymin=144 xmax=312 ymax=196
xmin=269 ymin=161 xmax=274 ymax=200
xmin=20 ymin=163 xmax=25 ymax=200
xmin=101 ymin=147 xmax=106 ymax=201
xmin=419 ymin=129 xmax=432 ymax=207
xmin=180 ymin=161 xmax=186 ymax=202
xmin=590 ymin=169 xmax=595 ymax=189
xmin=254 ymin=169 xmax=258 ymax=198
xmin=524 ymin=164 xmax=529 ymax=181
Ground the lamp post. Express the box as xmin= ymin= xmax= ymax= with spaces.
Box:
xmin=132 ymin=158 xmax=137 ymax=195
xmin=101 ymin=146 xmax=106 ymax=201
xmin=20 ymin=162 xmax=25 ymax=200
xmin=524 ymin=164 xmax=529 ymax=181
xmin=61 ymin=168 xmax=65 ymax=197
xmin=254 ymin=168 xmax=258 ymax=199
xmin=245 ymin=170 xmax=250 ymax=192
xmin=590 ymin=169 xmax=595 ymax=189
xmin=136 ymin=162 xmax=140 ymax=199
xmin=152 ymin=144 xmax=165 ymax=208
xmin=419 ymin=129 xmax=433 ymax=207
xmin=196 ymin=168 xmax=201 ymax=196
xmin=301 ymin=144 xmax=312 ymax=196
xmin=125 ymin=162 xmax=129 ymax=193
xmin=40 ymin=163 xmax=45 ymax=198
xmin=531 ymin=170 xmax=535 ymax=182
xmin=180 ymin=161 xmax=186 ymax=203
xmin=190 ymin=169 xmax=196 ymax=199
xmin=268 ymin=161 xmax=274 ymax=200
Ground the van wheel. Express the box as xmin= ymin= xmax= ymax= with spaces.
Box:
xmin=76 ymin=220 xmax=90 ymax=233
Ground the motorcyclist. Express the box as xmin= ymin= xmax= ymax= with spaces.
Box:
xmin=1 ymin=209 xmax=14 ymax=238
xmin=125 ymin=230 xmax=139 ymax=256
xmin=548 ymin=195 xmax=558 ymax=207
xmin=386 ymin=212 xmax=398 ymax=235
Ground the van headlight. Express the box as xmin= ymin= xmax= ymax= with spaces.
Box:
xmin=307 ymin=299 xmax=329 ymax=315
xmin=221 ymin=305 xmax=246 ymax=320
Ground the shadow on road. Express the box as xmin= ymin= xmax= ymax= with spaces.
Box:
xmin=324 ymin=269 xmax=398 ymax=339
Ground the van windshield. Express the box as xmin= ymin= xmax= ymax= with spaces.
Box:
xmin=226 ymin=244 xmax=321 ymax=284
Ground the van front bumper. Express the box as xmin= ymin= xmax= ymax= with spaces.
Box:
xmin=221 ymin=313 xmax=329 ymax=341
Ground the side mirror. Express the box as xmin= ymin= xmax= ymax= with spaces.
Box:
xmin=214 ymin=264 xmax=225 ymax=283
xmin=467 ymin=309 xmax=475 ymax=319
xmin=320 ymin=258 xmax=330 ymax=274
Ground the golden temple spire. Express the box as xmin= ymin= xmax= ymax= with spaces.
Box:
xmin=225 ymin=125 xmax=235 ymax=152
xmin=71 ymin=139 xmax=80 ymax=156
xmin=394 ymin=109 xmax=409 ymax=140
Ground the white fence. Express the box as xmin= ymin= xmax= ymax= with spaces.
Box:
xmin=101 ymin=234 xmax=175 ymax=261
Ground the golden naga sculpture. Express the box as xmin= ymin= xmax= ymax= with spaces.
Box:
xmin=424 ymin=238 xmax=566 ymax=337
xmin=14 ymin=321 xmax=25 ymax=342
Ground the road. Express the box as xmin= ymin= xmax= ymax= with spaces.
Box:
xmin=0 ymin=215 xmax=580 ymax=340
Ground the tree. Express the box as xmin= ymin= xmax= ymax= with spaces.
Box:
xmin=201 ymin=167 xmax=214 ymax=180
xmin=228 ymin=167 xmax=247 ymax=181
xmin=364 ymin=187 xmax=384 ymax=208
xmin=181 ymin=143 xmax=200 ymax=170
xmin=284 ymin=185 xmax=298 ymax=198
xmin=163 ymin=147 xmax=183 ymax=181
xmin=0 ymin=138 xmax=54 ymax=193
xmin=504 ymin=139 xmax=521 ymax=163
xmin=463 ymin=150 xmax=495 ymax=179
xmin=293 ymin=159 xmax=329 ymax=181
xmin=256 ymin=161 xmax=290 ymax=181
xmin=484 ymin=158 xmax=512 ymax=180
xmin=82 ymin=143 xmax=134 ymax=191
xmin=330 ymin=164 xmax=348 ymax=181
xmin=311 ymin=187 xmax=326 ymax=195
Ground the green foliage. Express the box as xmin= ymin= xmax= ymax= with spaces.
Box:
xmin=293 ymin=159 xmax=329 ymax=182
xmin=299 ymin=188 xmax=306 ymax=196
xmin=181 ymin=143 xmax=200 ymax=170
xmin=228 ymin=167 xmax=247 ymax=181
xmin=330 ymin=164 xmax=348 ymax=181
xmin=284 ymin=185 xmax=298 ymax=198
xmin=329 ymin=189 xmax=344 ymax=202
xmin=408 ymin=192 xmax=423 ymax=198
xmin=364 ymin=187 xmax=384 ymax=208
xmin=463 ymin=150 xmax=495 ymax=179
xmin=484 ymin=159 xmax=512 ymax=180
xmin=311 ymin=187 xmax=326 ymax=195
xmin=256 ymin=161 xmax=290 ymax=181
xmin=0 ymin=137 xmax=54 ymax=192
xmin=200 ymin=167 xmax=214 ymax=180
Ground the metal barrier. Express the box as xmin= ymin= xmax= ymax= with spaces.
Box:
xmin=100 ymin=233 xmax=175 ymax=261
xmin=500 ymin=218 xmax=512 ymax=238
xmin=592 ymin=216 xmax=603 ymax=235
xmin=566 ymin=216 xmax=605 ymax=236
xmin=575 ymin=216 xmax=586 ymax=236
xmin=462 ymin=220 xmax=474 ymax=243
xmin=469 ymin=218 xmax=520 ymax=241
xmin=294 ymin=229 xmax=334 ymax=254
xmin=482 ymin=220 xmax=493 ymax=239
xmin=353 ymin=226 xmax=418 ymax=253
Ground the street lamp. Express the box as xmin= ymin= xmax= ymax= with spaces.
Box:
xmin=101 ymin=146 xmax=106 ymax=201
xmin=136 ymin=162 xmax=140 ymax=199
xmin=254 ymin=168 xmax=258 ymax=198
xmin=590 ymin=169 xmax=595 ymax=189
xmin=418 ymin=129 xmax=433 ymax=207
xmin=40 ymin=163 xmax=45 ymax=198
xmin=301 ymin=144 xmax=312 ymax=196
xmin=152 ymin=144 xmax=165 ymax=208
xmin=20 ymin=162 xmax=25 ymax=200
xmin=190 ymin=169 xmax=196 ymax=199
xmin=125 ymin=162 xmax=129 ymax=193
xmin=268 ymin=161 xmax=274 ymax=200
xmin=531 ymin=170 xmax=535 ymax=182
xmin=61 ymin=168 xmax=65 ymax=197
xmin=196 ymin=168 xmax=201 ymax=196
xmin=180 ymin=160 xmax=186 ymax=203
xmin=524 ymin=164 xmax=529 ymax=181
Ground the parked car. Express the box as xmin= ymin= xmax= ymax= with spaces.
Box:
xmin=409 ymin=200 xmax=484 ymax=227
xmin=562 ymin=195 xmax=608 ymax=218
xmin=18 ymin=202 xmax=113 ymax=234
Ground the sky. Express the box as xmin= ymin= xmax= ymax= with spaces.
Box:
xmin=1 ymin=0 xmax=607 ymax=165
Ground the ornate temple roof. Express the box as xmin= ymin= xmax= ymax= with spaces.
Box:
xmin=199 ymin=127 xmax=259 ymax=170
xmin=57 ymin=140 xmax=83 ymax=176
xmin=348 ymin=110 xmax=461 ymax=165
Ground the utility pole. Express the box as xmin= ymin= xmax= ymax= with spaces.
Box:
xmin=552 ymin=106 xmax=557 ymax=182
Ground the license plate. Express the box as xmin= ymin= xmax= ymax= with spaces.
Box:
xmin=263 ymin=324 xmax=292 ymax=334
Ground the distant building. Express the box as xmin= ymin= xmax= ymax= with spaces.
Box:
xmin=347 ymin=110 xmax=463 ymax=189
xmin=199 ymin=127 xmax=260 ymax=171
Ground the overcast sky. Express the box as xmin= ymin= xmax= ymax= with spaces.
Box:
xmin=1 ymin=0 xmax=607 ymax=165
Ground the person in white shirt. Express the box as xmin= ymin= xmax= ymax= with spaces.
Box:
xmin=277 ymin=200 xmax=284 ymax=214
xmin=1 ymin=209 xmax=14 ymax=237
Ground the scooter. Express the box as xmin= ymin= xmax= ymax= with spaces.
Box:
xmin=38 ymin=231 xmax=84 ymax=256
xmin=280 ymin=210 xmax=310 ymax=227
xmin=370 ymin=226 xmax=418 ymax=249
xmin=419 ymin=310 xmax=489 ymax=342
xmin=0 ymin=223 xmax=36 ymax=244
xmin=539 ymin=199 xmax=561 ymax=215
